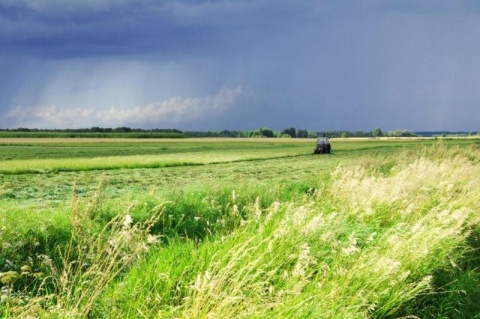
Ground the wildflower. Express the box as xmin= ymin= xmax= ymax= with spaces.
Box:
xmin=267 ymin=240 xmax=274 ymax=253
xmin=340 ymin=234 xmax=360 ymax=255
xmin=292 ymin=206 xmax=308 ymax=225
xmin=232 ymin=204 xmax=239 ymax=216
xmin=273 ymin=220 xmax=288 ymax=238
xmin=146 ymin=234 xmax=160 ymax=244
xmin=292 ymin=243 xmax=311 ymax=278
xmin=341 ymin=244 xmax=359 ymax=256
xmin=304 ymin=214 xmax=324 ymax=235
xmin=254 ymin=197 xmax=261 ymax=220
xmin=265 ymin=201 xmax=281 ymax=222
xmin=366 ymin=232 xmax=377 ymax=243
xmin=399 ymin=270 xmax=411 ymax=282
xmin=123 ymin=214 xmax=133 ymax=229
xmin=374 ymin=257 xmax=401 ymax=275
xmin=410 ymin=221 xmax=423 ymax=233
xmin=108 ymin=238 xmax=120 ymax=250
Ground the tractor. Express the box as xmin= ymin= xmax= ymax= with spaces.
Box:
xmin=313 ymin=137 xmax=331 ymax=154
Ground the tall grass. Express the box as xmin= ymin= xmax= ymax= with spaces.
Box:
xmin=154 ymin=145 xmax=479 ymax=318
xmin=2 ymin=184 xmax=165 ymax=318
xmin=3 ymin=144 xmax=480 ymax=318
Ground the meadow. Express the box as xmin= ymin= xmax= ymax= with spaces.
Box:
xmin=1 ymin=137 xmax=480 ymax=318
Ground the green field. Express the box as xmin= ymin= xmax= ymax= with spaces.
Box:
xmin=1 ymin=137 xmax=480 ymax=318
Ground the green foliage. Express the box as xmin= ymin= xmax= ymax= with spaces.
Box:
xmin=2 ymin=127 xmax=473 ymax=139
xmin=386 ymin=129 xmax=417 ymax=137
xmin=0 ymin=131 xmax=186 ymax=139
xmin=99 ymin=145 xmax=480 ymax=318
xmin=372 ymin=127 xmax=383 ymax=137
xmin=281 ymin=127 xmax=296 ymax=138
xmin=246 ymin=127 xmax=274 ymax=138
xmin=1 ymin=139 xmax=480 ymax=318
xmin=297 ymin=129 xmax=308 ymax=138
xmin=278 ymin=128 xmax=310 ymax=138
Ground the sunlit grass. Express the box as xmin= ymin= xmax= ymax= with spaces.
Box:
xmin=0 ymin=142 xmax=317 ymax=174
xmin=1 ymin=139 xmax=480 ymax=318
xmin=0 ymin=152 xmax=289 ymax=174
xmin=94 ymin=144 xmax=480 ymax=318
xmin=0 ymin=137 xmax=454 ymax=174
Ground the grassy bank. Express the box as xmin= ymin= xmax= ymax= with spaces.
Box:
xmin=1 ymin=140 xmax=479 ymax=318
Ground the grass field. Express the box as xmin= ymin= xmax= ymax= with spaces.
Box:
xmin=1 ymin=137 xmax=480 ymax=318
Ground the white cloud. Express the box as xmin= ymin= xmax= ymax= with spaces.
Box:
xmin=4 ymin=104 xmax=95 ymax=128
xmin=2 ymin=86 xmax=244 ymax=129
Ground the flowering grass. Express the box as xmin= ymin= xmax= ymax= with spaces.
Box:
xmin=83 ymin=143 xmax=480 ymax=319
xmin=1 ymin=140 xmax=480 ymax=318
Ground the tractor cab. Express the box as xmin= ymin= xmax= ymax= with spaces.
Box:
xmin=314 ymin=137 xmax=331 ymax=154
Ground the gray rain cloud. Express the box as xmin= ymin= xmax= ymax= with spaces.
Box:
xmin=1 ymin=0 xmax=480 ymax=131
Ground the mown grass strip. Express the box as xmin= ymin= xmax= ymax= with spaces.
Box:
xmin=0 ymin=147 xmax=319 ymax=174
xmin=2 ymin=161 xmax=199 ymax=175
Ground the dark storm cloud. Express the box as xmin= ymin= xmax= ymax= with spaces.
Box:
xmin=0 ymin=0 xmax=314 ymax=59
xmin=0 ymin=1 xmax=202 ymax=58
xmin=1 ymin=0 xmax=480 ymax=131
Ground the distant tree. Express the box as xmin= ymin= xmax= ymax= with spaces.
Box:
xmin=386 ymin=129 xmax=416 ymax=137
xmin=341 ymin=132 xmax=348 ymax=138
xmin=114 ymin=127 xmax=132 ymax=133
xmin=372 ymin=127 xmax=383 ymax=137
xmin=353 ymin=130 xmax=363 ymax=137
xmin=281 ymin=127 xmax=296 ymax=138
xmin=297 ymin=129 xmax=308 ymax=138
xmin=255 ymin=127 xmax=274 ymax=138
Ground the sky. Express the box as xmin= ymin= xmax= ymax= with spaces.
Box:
xmin=1 ymin=0 xmax=480 ymax=132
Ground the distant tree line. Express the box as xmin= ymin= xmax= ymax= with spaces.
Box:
xmin=4 ymin=127 xmax=182 ymax=134
xmin=183 ymin=127 xmax=419 ymax=138
xmin=0 ymin=127 xmax=186 ymax=138
xmin=416 ymin=131 xmax=480 ymax=137
xmin=5 ymin=127 xmax=475 ymax=138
